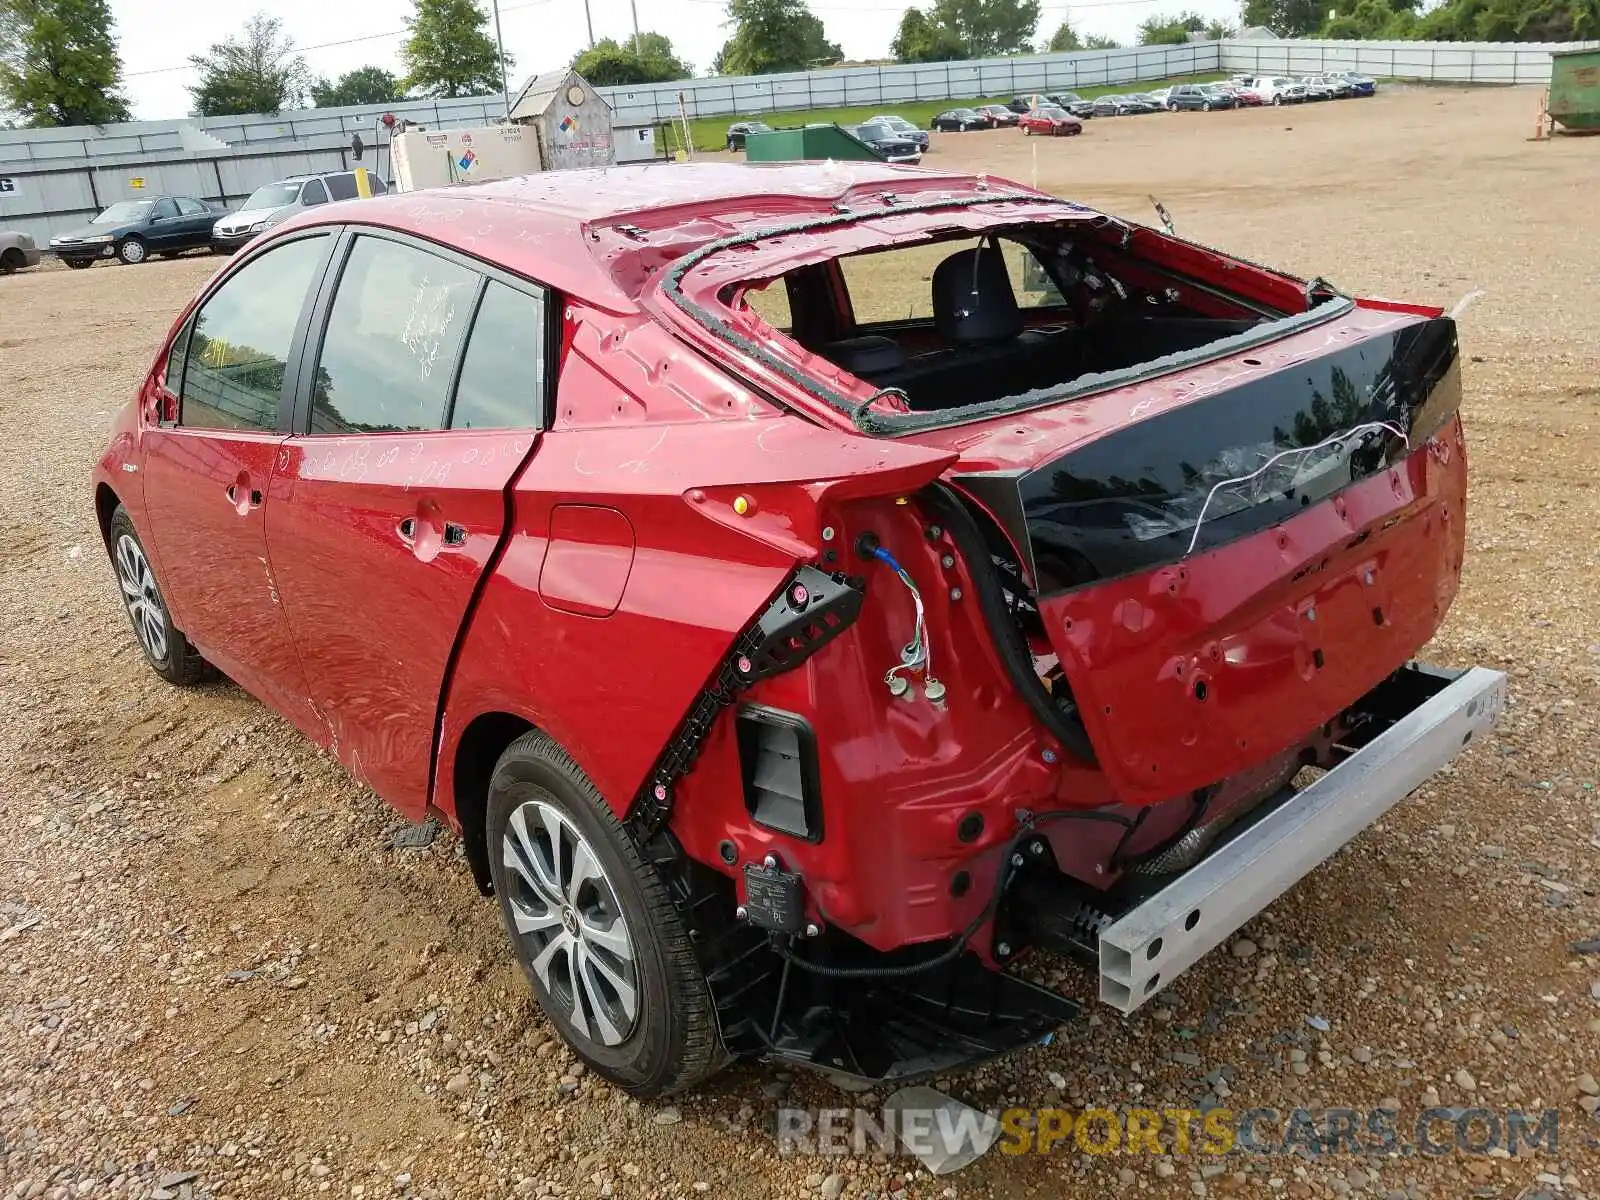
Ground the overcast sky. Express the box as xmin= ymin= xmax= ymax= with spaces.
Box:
xmin=112 ymin=0 xmax=1244 ymax=120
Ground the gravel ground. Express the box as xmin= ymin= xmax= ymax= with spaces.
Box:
xmin=2 ymin=84 xmax=1597 ymax=1200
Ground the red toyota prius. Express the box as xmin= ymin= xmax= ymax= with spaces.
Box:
xmin=92 ymin=162 xmax=1502 ymax=1097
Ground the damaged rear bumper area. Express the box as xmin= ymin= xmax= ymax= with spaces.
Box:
xmin=1085 ymin=663 xmax=1505 ymax=1011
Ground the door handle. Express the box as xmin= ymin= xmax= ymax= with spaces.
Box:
xmin=225 ymin=483 xmax=262 ymax=512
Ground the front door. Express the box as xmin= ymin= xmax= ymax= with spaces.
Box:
xmin=269 ymin=232 xmax=550 ymax=816
xmin=140 ymin=231 xmax=335 ymax=733
xmin=173 ymin=196 xmax=217 ymax=251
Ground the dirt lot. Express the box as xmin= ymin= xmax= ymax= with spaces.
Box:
xmin=3 ymin=84 xmax=1598 ymax=1200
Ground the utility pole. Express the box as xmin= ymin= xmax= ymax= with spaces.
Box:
xmin=630 ymin=0 xmax=640 ymax=49
xmin=583 ymin=0 xmax=595 ymax=46
xmin=492 ymin=0 xmax=510 ymax=118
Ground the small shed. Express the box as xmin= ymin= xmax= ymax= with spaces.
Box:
xmin=509 ymin=68 xmax=616 ymax=169
xmin=1549 ymin=47 xmax=1600 ymax=133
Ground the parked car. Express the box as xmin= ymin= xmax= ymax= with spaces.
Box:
xmin=1305 ymin=72 xmax=1355 ymax=98
xmin=1145 ymin=87 xmax=1174 ymax=106
xmin=212 ymin=170 xmax=389 ymax=254
xmin=49 ymin=196 xmax=223 ymax=268
xmin=1220 ymin=82 xmax=1265 ymax=107
xmin=1238 ymin=75 xmax=1308 ymax=105
xmin=1300 ymin=75 xmax=1337 ymax=101
xmin=725 ymin=121 xmax=772 ymax=151
xmin=850 ymin=122 xmax=923 ymax=163
xmin=1038 ymin=93 xmax=1091 ymax=119
xmin=0 ymin=230 xmax=41 ymax=274
xmin=929 ymin=107 xmax=988 ymax=132
xmin=978 ymin=104 xmax=1020 ymax=127
xmin=1092 ymin=94 xmax=1159 ymax=117
xmin=1018 ymin=105 xmax=1083 ymax=136
xmin=1165 ymin=83 xmax=1236 ymax=112
xmin=1330 ymin=70 xmax=1377 ymax=96
xmin=91 ymin=161 xmax=1502 ymax=1101
xmin=860 ymin=115 xmax=930 ymax=149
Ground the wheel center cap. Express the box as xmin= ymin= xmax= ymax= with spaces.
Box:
xmin=560 ymin=906 xmax=579 ymax=937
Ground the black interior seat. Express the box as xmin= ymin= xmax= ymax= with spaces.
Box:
xmin=931 ymin=244 xmax=1025 ymax=344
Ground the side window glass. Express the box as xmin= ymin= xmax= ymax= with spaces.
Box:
xmin=744 ymin=278 xmax=792 ymax=332
xmin=310 ymin=236 xmax=478 ymax=435
xmin=301 ymin=179 xmax=329 ymax=206
xmin=325 ymin=173 xmax=357 ymax=201
xmin=370 ymin=176 xmax=388 ymax=195
xmin=181 ymin=235 xmax=329 ymax=432
xmin=450 ymin=282 xmax=546 ymax=430
xmin=841 ymin=238 xmax=1066 ymax=326
xmin=152 ymin=198 xmax=178 ymax=220
xmin=176 ymin=197 xmax=207 ymax=216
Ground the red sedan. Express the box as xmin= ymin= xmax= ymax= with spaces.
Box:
xmin=1223 ymin=82 xmax=1266 ymax=106
xmin=1019 ymin=105 xmax=1083 ymax=136
xmin=92 ymin=160 xmax=1498 ymax=1099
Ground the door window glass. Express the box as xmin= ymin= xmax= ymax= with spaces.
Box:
xmin=152 ymin=198 xmax=178 ymax=220
xmin=310 ymin=235 xmax=479 ymax=435
xmin=324 ymin=173 xmax=357 ymax=201
xmin=180 ymin=235 xmax=329 ymax=432
xmin=301 ymin=179 xmax=329 ymax=206
xmin=176 ymin=197 xmax=208 ymax=216
xmin=449 ymin=282 xmax=546 ymax=430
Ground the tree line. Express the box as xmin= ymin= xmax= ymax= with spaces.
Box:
xmin=1 ymin=0 xmax=1594 ymax=129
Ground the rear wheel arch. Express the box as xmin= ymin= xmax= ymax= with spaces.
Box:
xmin=450 ymin=710 xmax=537 ymax=894
xmin=1 ymin=247 xmax=24 ymax=273
xmin=95 ymin=482 xmax=122 ymax=550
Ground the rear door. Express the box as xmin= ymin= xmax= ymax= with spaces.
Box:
xmin=140 ymin=230 xmax=336 ymax=732
xmin=174 ymin=197 xmax=215 ymax=249
xmin=268 ymin=230 xmax=551 ymax=816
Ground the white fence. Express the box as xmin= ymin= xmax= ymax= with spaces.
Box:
xmin=1218 ymin=38 xmax=1593 ymax=84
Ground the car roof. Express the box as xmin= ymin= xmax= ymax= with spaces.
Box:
xmin=269 ymin=161 xmax=987 ymax=308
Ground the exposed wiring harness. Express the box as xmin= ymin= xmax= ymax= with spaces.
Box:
xmin=869 ymin=545 xmax=936 ymax=697
xmin=772 ymin=807 xmax=1135 ymax=981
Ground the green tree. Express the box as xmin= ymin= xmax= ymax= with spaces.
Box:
xmin=0 ymin=0 xmax=131 ymax=126
xmin=1044 ymin=18 xmax=1081 ymax=49
xmin=716 ymin=0 xmax=842 ymax=76
xmin=401 ymin=0 xmax=510 ymax=98
xmin=1136 ymin=9 xmax=1207 ymax=43
xmin=187 ymin=13 xmax=309 ymax=117
xmin=1082 ymin=33 xmax=1122 ymax=47
xmin=1238 ymin=0 xmax=1326 ymax=35
xmin=927 ymin=0 xmax=1041 ymax=55
xmin=572 ymin=33 xmax=692 ymax=85
xmin=1406 ymin=0 xmax=1596 ymax=39
xmin=1204 ymin=17 xmax=1235 ymax=35
xmin=310 ymin=65 xmax=402 ymax=107
xmin=892 ymin=9 xmax=969 ymax=60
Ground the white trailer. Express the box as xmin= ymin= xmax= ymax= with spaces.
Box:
xmin=389 ymin=124 xmax=543 ymax=193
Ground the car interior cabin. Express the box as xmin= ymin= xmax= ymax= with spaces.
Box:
xmin=730 ymin=225 xmax=1314 ymax=416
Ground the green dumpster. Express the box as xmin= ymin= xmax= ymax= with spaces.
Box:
xmin=744 ymin=124 xmax=886 ymax=163
xmin=1549 ymin=47 xmax=1600 ymax=134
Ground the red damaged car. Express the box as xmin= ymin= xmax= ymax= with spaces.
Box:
xmin=93 ymin=162 xmax=1503 ymax=1097
xmin=1019 ymin=104 xmax=1083 ymax=136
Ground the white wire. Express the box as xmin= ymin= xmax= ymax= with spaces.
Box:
xmin=1183 ymin=421 xmax=1412 ymax=558
xmin=884 ymin=568 xmax=932 ymax=689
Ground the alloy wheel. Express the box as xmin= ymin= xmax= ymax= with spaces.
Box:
xmin=502 ymin=798 xmax=639 ymax=1046
xmin=115 ymin=533 xmax=168 ymax=661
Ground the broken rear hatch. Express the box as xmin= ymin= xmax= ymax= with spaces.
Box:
xmin=628 ymin=178 xmax=1469 ymax=806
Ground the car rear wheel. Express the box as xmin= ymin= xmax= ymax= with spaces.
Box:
xmin=108 ymin=506 xmax=213 ymax=685
xmin=1272 ymin=95 xmax=1284 ymax=106
xmin=116 ymin=237 xmax=146 ymax=265
xmin=1202 ymin=101 xmax=1212 ymax=111
xmin=0 ymin=248 xmax=23 ymax=274
xmin=487 ymin=730 xmax=724 ymax=1097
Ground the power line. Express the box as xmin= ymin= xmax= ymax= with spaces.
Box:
xmin=124 ymin=0 xmax=555 ymax=79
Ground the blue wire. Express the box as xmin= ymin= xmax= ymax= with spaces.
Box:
xmin=871 ymin=545 xmax=905 ymax=576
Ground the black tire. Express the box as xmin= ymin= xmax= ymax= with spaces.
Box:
xmin=66 ymin=259 xmax=94 ymax=270
xmin=1202 ymin=101 xmax=1212 ymax=111
xmin=0 ymin=248 xmax=23 ymax=275
xmin=487 ymin=730 xmax=724 ymax=1097
xmin=1272 ymin=94 xmax=1283 ymax=106
xmin=107 ymin=506 xmax=213 ymax=685
xmin=116 ymin=236 xmax=147 ymax=265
